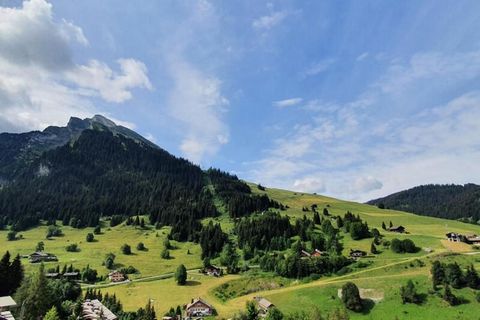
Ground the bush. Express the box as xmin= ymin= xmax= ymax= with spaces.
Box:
xmin=391 ymin=238 xmax=418 ymax=253
xmin=161 ymin=248 xmax=170 ymax=259
xmin=104 ymin=253 xmax=116 ymax=269
xmin=93 ymin=226 xmax=101 ymax=235
xmin=7 ymin=231 xmax=16 ymax=241
xmin=121 ymin=244 xmax=132 ymax=255
xmin=137 ymin=242 xmax=146 ymax=251
xmin=86 ymin=233 xmax=94 ymax=242
xmin=46 ymin=225 xmax=63 ymax=238
xmin=400 ymin=280 xmax=421 ymax=304
xmin=341 ymin=282 xmax=363 ymax=312
xmin=65 ymin=243 xmax=79 ymax=252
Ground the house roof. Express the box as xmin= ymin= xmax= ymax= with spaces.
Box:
xmin=64 ymin=272 xmax=79 ymax=276
xmin=0 ymin=311 xmax=15 ymax=320
xmin=186 ymin=298 xmax=213 ymax=310
xmin=82 ymin=299 xmax=117 ymax=320
xmin=0 ymin=297 xmax=16 ymax=308
xmin=258 ymin=298 xmax=274 ymax=309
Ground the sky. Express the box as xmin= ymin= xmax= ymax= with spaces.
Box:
xmin=1 ymin=0 xmax=480 ymax=202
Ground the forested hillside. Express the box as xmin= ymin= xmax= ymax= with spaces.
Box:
xmin=368 ymin=184 xmax=480 ymax=222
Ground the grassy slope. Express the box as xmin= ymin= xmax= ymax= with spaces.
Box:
xmin=0 ymin=221 xmax=202 ymax=279
xmin=2 ymin=185 xmax=480 ymax=318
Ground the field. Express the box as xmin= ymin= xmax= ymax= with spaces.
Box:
xmin=2 ymin=185 xmax=480 ymax=318
xmin=0 ymin=221 xmax=203 ymax=278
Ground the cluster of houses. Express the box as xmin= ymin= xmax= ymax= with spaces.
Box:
xmin=446 ymin=232 xmax=480 ymax=244
xmin=26 ymin=251 xmax=58 ymax=263
xmin=0 ymin=296 xmax=16 ymax=320
xmin=82 ymin=299 xmax=117 ymax=320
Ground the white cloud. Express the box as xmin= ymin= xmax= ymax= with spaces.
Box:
xmin=167 ymin=56 xmax=229 ymax=164
xmin=0 ymin=0 xmax=151 ymax=132
xmin=356 ymin=52 xmax=369 ymax=61
xmin=252 ymin=11 xmax=289 ymax=30
xmin=293 ymin=177 xmax=326 ymax=193
xmin=246 ymin=50 xmax=480 ymax=201
xmin=273 ymin=97 xmax=303 ymax=108
xmin=303 ymin=59 xmax=335 ymax=77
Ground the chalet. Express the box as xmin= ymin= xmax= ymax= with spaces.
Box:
xmin=254 ymin=297 xmax=275 ymax=315
xmin=82 ymin=299 xmax=117 ymax=320
xmin=349 ymin=249 xmax=367 ymax=259
xmin=64 ymin=272 xmax=80 ymax=280
xmin=388 ymin=226 xmax=405 ymax=233
xmin=204 ymin=265 xmax=222 ymax=277
xmin=0 ymin=296 xmax=17 ymax=320
xmin=185 ymin=298 xmax=214 ymax=317
xmin=446 ymin=232 xmax=462 ymax=242
xmin=466 ymin=235 xmax=480 ymax=244
xmin=108 ymin=271 xmax=125 ymax=283
xmin=45 ymin=272 xmax=60 ymax=279
xmin=311 ymin=249 xmax=327 ymax=257
xmin=28 ymin=252 xmax=58 ymax=263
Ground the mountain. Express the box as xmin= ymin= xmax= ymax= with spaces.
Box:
xmin=0 ymin=115 xmax=157 ymax=182
xmin=0 ymin=116 xmax=279 ymax=235
xmin=367 ymin=184 xmax=480 ymax=223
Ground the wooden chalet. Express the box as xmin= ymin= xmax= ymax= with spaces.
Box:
xmin=108 ymin=271 xmax=125 ymax=282
xmin=301 ymin=249 xmax=327 ymax=258
xmin=64 ymin=272 xmax=80 ymax=279
xmin=254 ymin=297 xmax=275 ymax=315
xmin=388 ymin=226 xmax=405 ymax=233
xmin=204 ymin=265 xmax=222 ymax=277
xmin=466 ymin=235 xmax=480 ymax=244
xmin=185 ymin=298 xmax=214 ymax=317
xmin=349 ymin=249 xmax=367 ymax=259
xmin=446 ymin=232 xmax=462 ymax=242
xmin=28 ymin=252 xmax=58 ymax=263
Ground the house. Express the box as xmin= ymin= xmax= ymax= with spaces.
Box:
xmin=311 ymin=249 xmax=327 ymax=257
xmin=82 ymin=299 xmax=117 ymax=320
xmin=0 ymin=296 xmax=17 ymax=320
xmin=254 ymin=297 xmax=275 ymax=315
xmin=108 ymin=271 xmax=125 ymax=282
xmin=446 ymin=232 xmax=462 ymax=242
xmin=64 ymin=272 xmax=80 ymax=280
xmin=45 ymin=272 xmax=60 ymax=278
xmin=28 ymin=252 xmax=58 ymax=263
xmin=466 ymin=235 xmax=480 ymax=244
xmin=388 ymin=226 xmax=405 ymax=233
xmin=349 ymin=249 xmax=367 ymax=259
xmin=185 ymin=298 xmax=214 ymax=317
xmin=204 ymin=265 xmax=222 ymax=277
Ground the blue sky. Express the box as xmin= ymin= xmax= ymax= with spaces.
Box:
xmin=1 ymin=0 xmax=480 ymax=201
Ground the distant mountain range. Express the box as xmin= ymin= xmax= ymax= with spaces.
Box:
xmin=367 ymin=184 xmax=480 ymax=223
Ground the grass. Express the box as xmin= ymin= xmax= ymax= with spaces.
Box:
xmin=0 ymin=221 xmax=202 ymax=278
xmin=3 ymin=184 xmax=480 ymax=318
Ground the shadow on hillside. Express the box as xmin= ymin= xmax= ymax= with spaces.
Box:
xmin=360 ymin=299 xmax=375 ymax=314
xmin=186 ymin=280 xmax=201 ymax=286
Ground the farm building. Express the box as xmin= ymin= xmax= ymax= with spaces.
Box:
xmin=185 ymin=298 xmax=214 ymax=317
xmin=349 ymin=249 xmax=367 ymax=259
xmin=388 ymin=226 xmax=405 ymax=233
xmin=108 ymin=271 xmax=125 ymax=282
xmin=28 ymin=252 xmax=58 ymax=263
xmin=446 ymin=232 xmax=462 ymax=242
xmin=204 ymin=265 xmax=222 ymax=277
xmin=254 ymin=296 xmax=275 ymax=315
xmin=82 ymin=299 xmax=117 ymax=320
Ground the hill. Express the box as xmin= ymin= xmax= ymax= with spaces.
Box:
xmin=367 ymin=184 xmax=480 ymax=223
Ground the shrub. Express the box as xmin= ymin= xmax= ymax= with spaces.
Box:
xmin=65 ymin=243 xmax=79 ymax=252
xmin=86 ymin=233 xmax=94 ymax=242
xmin=137 ymin=242 xmax=146 ymax=251
xmin=121 ymin=244 xmax=132 ymax=255
xmin=161 ymin=248 xmax=170 ymax=259
xmin=93 ymin=226 xmax=101 ymax=235
xmin=391 ymin=238 xmax=418 ymax=253
xmin=400 ymin=280 xmax=421 ymax=304
xmin=7 ymin=231 xmax=17 ymax=241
